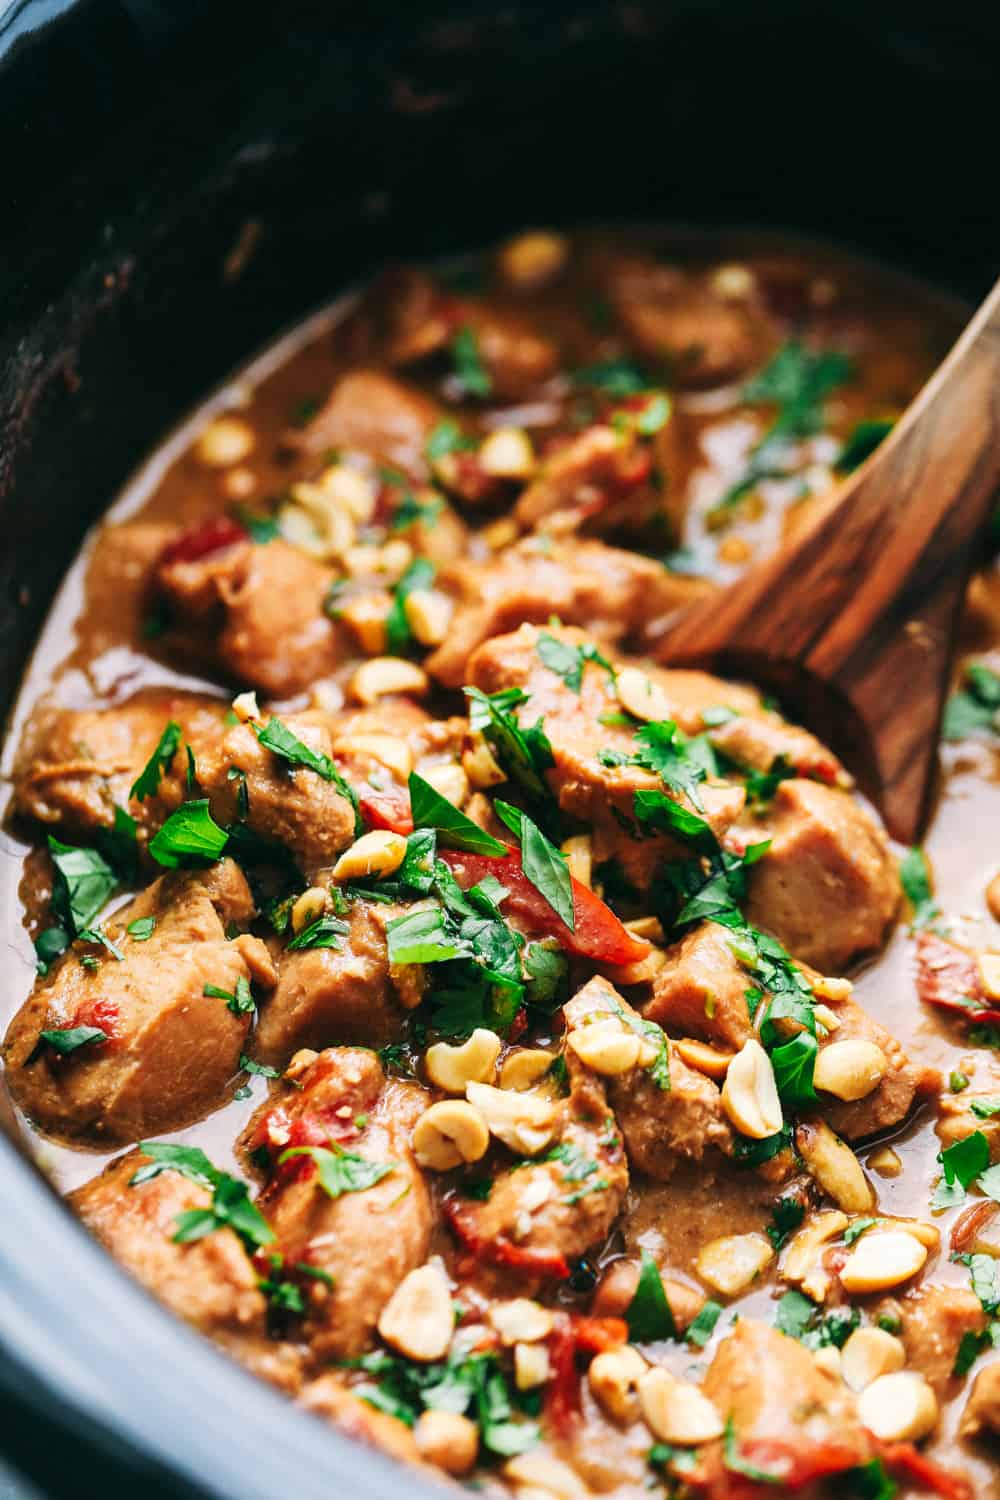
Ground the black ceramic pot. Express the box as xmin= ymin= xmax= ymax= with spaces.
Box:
xmin=0 ymin=3 xmax=996 ymax=1496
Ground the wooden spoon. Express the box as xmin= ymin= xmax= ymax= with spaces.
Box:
xmin=648 ymin=279 xmax=1000 ymax=844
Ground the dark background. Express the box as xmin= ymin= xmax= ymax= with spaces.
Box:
xmin=0 ymin=1 xmax=996 ymax=1495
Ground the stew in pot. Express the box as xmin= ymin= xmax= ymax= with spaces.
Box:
xmin=2 ymin=228 xmax=999 ymax=1499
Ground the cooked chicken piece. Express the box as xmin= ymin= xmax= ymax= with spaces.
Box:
xmin=466 ymin=623 xmax=744 ymax=890
xmin=566 ymin=976 xmax=731 ymax=1178
xmin=4 ymin=861 xmax=264 ymax=1145
xmin=426 ymin=536 xmax=709 ymax=689
xmin=604 ymin=255 xmax=769 ymax=388
xmin=901 ymin=1284 xmax=987 ymax=1398
xmin=71 ymin=1148 xmax=301 ymax=1391
xmin=254 ymin=900 xmax=406 ymax=1065
xmin=741 ymin=778 xmax=900 ymax=972
xmin=243 ymin=1048 xmax=432 ymax=1360
xmin=445 ymin=1052 xmax=628 ymax=1282
xmin=157 ymin=534 xmax=343 ymax=697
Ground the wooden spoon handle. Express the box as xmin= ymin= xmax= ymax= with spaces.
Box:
xmin=652 ymin=278 xmax=1000 ymax=841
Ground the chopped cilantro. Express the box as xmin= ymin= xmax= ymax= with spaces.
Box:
xmin=127 ymin=916 xmax=156 ymax=941
xmin=451 ymin=326 xmax=491 ymax=398
xmin=494 ymin=800 xmax=575 ymax=930
xmin=536 ymin=633 xmax=615 ymax=695
xmin=626 ymin=1250 xmax=677 ymax=1342
xmin=385 ymin=557 xmax=436 ymax=655
xmin=942 ymin=662 xmax=1000 ymax=741
xmin=132 ymin=1142 xmax=274 ymax=1250
xmin=278 ymin=1143 xmax=394 ymax=1200
xmin=425 ymin=419 xmax=476 ymax=461
xmin=38 ymin=1025 xmax=108 ymax=1055
xmin=48 ymin=837 xmax=118 ymax=937
xmin=766 ymin=1194 xmax=805 ymax=1250
xmin=835 ymin=418 xmax=894 ymax=474
xmin=686 ymin=1299 xmax=723 ymax=1348
xmin=254 ymin=716 xmax=362 ymax=833
xmin=898 ymin=846 xmax=939 ymax=930
xmin=148 ymin=800 xmax=229 ymax=868
xmin=571 ymin=359 xmax=649 ymax=395
xmin=409 ymin=770 xmax=507 ymax=855
xmin=130 ymin=721 xmax=182 ymax=802
xmin=286 ymin=914 xmax=350 ymax=951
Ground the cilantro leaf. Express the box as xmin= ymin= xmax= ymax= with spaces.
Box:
xmin=286 ymin=914 xmax=350 ymax=951
xmin=957 ymin=1253 xmax=1000 ymax=1314
xmin=254 ymin=716 xmax=362 ymax=833
xmin=451 ymin=326 xmax=491 ymax=397
xmin=127 ymin=916 xmax=156 ymax=941
xmin=464 ymin=686 xmax=554 ymax=810
xmin=686 ymin=1299 xmax=723 ymax=1348
xmin=386 ymin=558 xmax=436 ymax=656
xmin=409 ymin=771 xmax=507 ymax=855
xmin=48 ymin=837 xmax=118 ymax=936
xmin=572 ymin=359 xmax=649 ymax=395
xmin=536 ymin=633 xmax=615 ymax=695
xmin=130 ymin=720 xmax=182 ymax=802
xmin=770 ymin=1031 xmax=817 ymax=1107
xmin=132 ymin=1141 xmax=274 ymax=1251
xmin=835 ymin=418 xmax=894 ymax=474
xmin=38 ymin=1025 xmax=108 ymax=1055
xmin=495 ymin=801 xmax=574 ymax=930
xmin=626 ymin=1250 xmax=677 ymax=1343
xmin=766 ymin=1195 xmax=805 ymax=1250
xmin=898 ymin=846 xmax=939 ymax=930
xmin=148 ymin=800 xmax=229 ymax=868
xmin=942 ymin=662 xmax=1000 ymax=741
xmin=278 ymin=1144 xmax=394 ymax=1200
xmin=425 ymin=419 xmax=476 ymax=461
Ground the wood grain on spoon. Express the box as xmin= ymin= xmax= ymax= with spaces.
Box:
xmin=649 ymin=278 xmax=1000 ymax=843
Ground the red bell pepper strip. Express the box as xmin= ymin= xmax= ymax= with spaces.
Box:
xmin=438 ymin=847 xmax=651 ymax=967
xmin=443 ymin=1194 xmax=571 ymax=1281
xmin=544 ymin=1318 xmax=580 ymax=1438
xmin=69 ymin=996 xmax=120 ymax=1045
xmin=159 ymin=515 xmax=249 ymax=566
xmin=879 ymin=1442 xmax=973 ymax=1500
xmin=915 ymin=931 xmax=1000 ymax=1028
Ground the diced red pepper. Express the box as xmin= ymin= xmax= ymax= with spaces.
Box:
xmin=879 ymin=1442 xmax=973 ymax=1500
xmin=915 ymin=931 xmax=1000 ymax=1027
xmin=443 ymin=1194 xmax=571 ymax=1281
xmin=544 ymin=1319 xmax=580 ymax=1438
xmin=569 ymin=1315 xmax=628 ymax=1354
xmin=356 ymin=782 xmax=414 ymax=835
xmin=437 ymin=848 xmax=651 ymax=966
xmin=70 ymin=995 xmax=121 ymax=1043
xmin=735 ymin=1437 xmax=865 ymax=1488
xmin=159 ymin=515 xmax=249 ymax=566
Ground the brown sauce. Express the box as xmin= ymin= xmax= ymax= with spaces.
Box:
xmin=2 ymin=228 xmax=999 ymax=1498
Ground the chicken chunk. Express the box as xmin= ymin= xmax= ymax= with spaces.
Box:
xmin=466 ymin=623 xmax=744 ymax=889
xmin=814 ymin=984 xmax=939 ymax=1141
xmin=254 ymin=899 xmax=405 ymax=1065
xmin=244 ymin=1048 xmax=432 ymax=1360
xmin=604 ymin=255 xmax=768 ymax=388
xmin=194 ymin=710 xmax=357 ymax=873
xmin=709 ymin=710 xmax=846 ymax=788
xmin=12 ymin=689 xmax=226 ymax=843
xmin=565 ymin=976 xmax=732 ymax=1178
xmin=4 ymin=860 xmax=265 ymax=1145
xmin=647 ymin=921 xmax=753 ymax=1052
xmin=741 ymin=778 xmax=899 ymax=972
xmin=286 ymin=369 xmax=441 ymax=473
xmin=901 ymin=1284 xmax=987 ymax=1398
xmin=696 ymin=1320 xmax=872 ymax=1487
xmin=426 ymin=537 xmax=708 ymax=690
xmin=157 ymin=534 xmax=343 ymax=697
xmin=513 ymin=425 xmax=652 ymax=533
xmin=71 ymin=1148 xmax=301 ymax=1390
xmin=445 ymin=1052 xmax=628 ymax=1283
